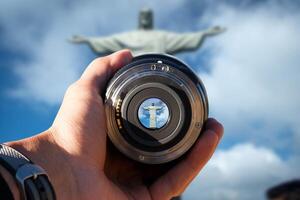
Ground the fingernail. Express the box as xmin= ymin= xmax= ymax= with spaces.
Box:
xmin=205 ymin=118 xmax=218 ymax=129
xmin=205 ymin=118 xmax=224 ymax=136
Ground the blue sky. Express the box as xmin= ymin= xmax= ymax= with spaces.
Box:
xmin=0 ymin=0 xmax=300 ymax=199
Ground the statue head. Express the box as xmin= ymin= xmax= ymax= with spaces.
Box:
xmin=139 ymin=8 xmax=153 ymax=30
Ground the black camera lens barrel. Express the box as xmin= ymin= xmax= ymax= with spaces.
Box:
xmin=105 ymin=54 xmax=208 ymax=164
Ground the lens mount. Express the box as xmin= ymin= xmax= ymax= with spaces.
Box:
xmin=105 ymin=54 xmax=208 ymax=164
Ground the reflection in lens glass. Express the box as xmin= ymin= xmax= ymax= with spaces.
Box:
xmin=138 ymin=98 xmax=169 ymax=129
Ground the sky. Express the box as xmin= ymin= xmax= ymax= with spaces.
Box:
xmin=0 ymin=0 xmax=299 ymax=199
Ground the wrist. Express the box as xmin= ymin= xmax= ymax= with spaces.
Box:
xmin=6 ymin=129 xmax=77 ymax=199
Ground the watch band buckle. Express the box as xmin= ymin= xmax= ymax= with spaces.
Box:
xmin=16 ymin=163 xmax=47 ymax=200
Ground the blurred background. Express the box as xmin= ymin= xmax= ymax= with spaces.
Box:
xmin=0 ymin=0 xmax=299 ymax=199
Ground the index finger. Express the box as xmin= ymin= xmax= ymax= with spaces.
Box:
xmin=149 ymin=118 xmax=224 ymax=199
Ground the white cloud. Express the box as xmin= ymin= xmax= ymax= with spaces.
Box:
xmin=198 ymin=2 xmax=300 ymax=152
xmin=182 ymin=2 xmax=300 ymax=199
xmin=184 ymin=143 xmax=300 ymax=200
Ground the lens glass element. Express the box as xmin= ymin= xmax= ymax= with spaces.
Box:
xmin=138 ymin=97 xmax=169 ymax=129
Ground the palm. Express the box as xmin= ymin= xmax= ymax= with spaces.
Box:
xmin=105 ymin=147 xmax=153 ymax=200
xmin=58 ymin=88 xmax=165 ymax=199
xmin=104 ymin=140 xmax=175 ymax=200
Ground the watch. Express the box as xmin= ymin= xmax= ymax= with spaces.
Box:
xmin=0 ymin=144 xmax=56 ymax=200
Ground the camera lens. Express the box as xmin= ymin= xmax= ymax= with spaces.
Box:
xmin=105 ymin=54 xmax=208 ymax=164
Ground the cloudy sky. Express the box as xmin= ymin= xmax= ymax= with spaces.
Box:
xmin=0 ymin=0 xmax=299 ymax=199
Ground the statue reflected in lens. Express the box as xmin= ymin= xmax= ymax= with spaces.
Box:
xmin=138 ymin=98 xmax=169 ymax=129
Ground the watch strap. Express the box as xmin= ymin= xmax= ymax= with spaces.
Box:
xmin=0 ymin=144 xmax=30 ymax=175
xmin=0 ymin=144 xmax=56 ymax=200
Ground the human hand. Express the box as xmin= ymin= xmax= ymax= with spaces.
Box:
xmin=7 ymin=50 xmax=224 ymax=200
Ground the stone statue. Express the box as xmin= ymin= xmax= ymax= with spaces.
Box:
xmin=69 ymin=8 xmax=226 ymax=55
xmin=143 ymin=103 xmax=163 ymax=129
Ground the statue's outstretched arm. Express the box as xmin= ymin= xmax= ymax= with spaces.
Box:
xmin=203 ymin=26 xmax=226 ymax=36
xmin=68 ymin=34 xmax=123 ymax=55
xmin=143 ymin=107 xmax=149 ymax=110
xmin=68 ymin=35 xmax=89 ymax=43
xmin=157 ymin=106 xmax=163 ymax=110
xmin=165 ymin=26 xmax=226 ymax=55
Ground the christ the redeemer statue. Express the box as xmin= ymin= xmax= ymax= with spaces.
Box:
xmin=69 ymin=8 xmax=226 ymax=56
xmin=143 ymin=103 xmax=162 ymax=129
